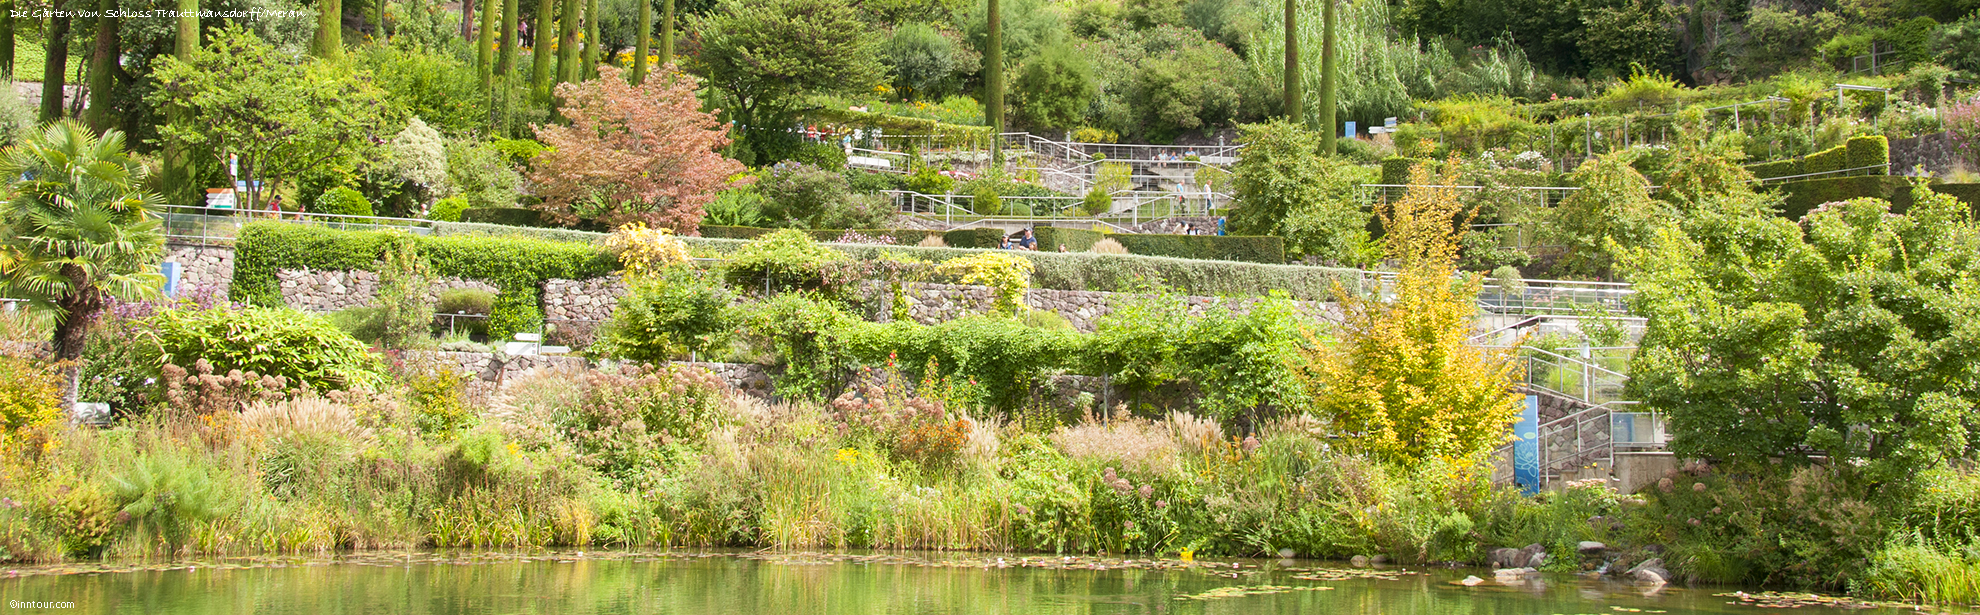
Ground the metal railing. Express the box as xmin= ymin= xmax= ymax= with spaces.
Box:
xmin=160 ymin=205 xmax=431 ymax=246
xmin=1357 ymin=184 xmax=1583 ymax=210
xmin=882 ymin=189 xmax=1226 ymax=227
xmin=1361 ymin=272 xmax=1635 ymax=316
xmin=1750 ymin=163 xmax=1891 ymax=185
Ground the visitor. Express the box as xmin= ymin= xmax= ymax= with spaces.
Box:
xmin=1216 ymin=217 xmax=1227 ymax=236
xmin=1000 ymin=234 xmax=1014 ymax=250
xmin=1016 ymin=228 xmax=1037 ymax=250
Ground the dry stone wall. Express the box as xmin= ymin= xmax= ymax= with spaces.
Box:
xmin=277 ymin=269 xmax=499 ymax=312
xmin=405 ymin=349 xmax=772 ymax=400
xmin=164 ymin=245 xmax=235 ymax=299
xmin=543 ymin=277 xmax=629 ymax=323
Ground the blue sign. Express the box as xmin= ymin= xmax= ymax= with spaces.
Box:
xmin=161 ymin=261 xmax=181 ymax=298
xmin=1344 ymin=121 xmax=1357 ymax=138
xmin=1513 ymin=395 xmax=1541 ymax=494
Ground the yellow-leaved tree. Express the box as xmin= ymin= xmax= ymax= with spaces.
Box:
xmin=1299 ymin=164 xmax=1523 ymax=465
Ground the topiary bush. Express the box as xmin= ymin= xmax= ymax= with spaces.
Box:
xmin=314 ymin=186 xmax=375 ymax=217
xmin=1036 ymin=227 xmax=1103 ymax=252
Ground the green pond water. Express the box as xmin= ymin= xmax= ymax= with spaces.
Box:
xmin=0 ymin=550 xmax=1940 ymax=614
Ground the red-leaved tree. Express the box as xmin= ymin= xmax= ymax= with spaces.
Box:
xmin=531 ymin=65 xmax=744 ymax=233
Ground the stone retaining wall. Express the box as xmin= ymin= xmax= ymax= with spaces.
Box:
xmin=898 ymin=282 xmax=1337 ymax=332
xmin=543 ymin=277 xmax=628 ymax=323
xmin=277 ymin=269 xmax=499 ymax=312
xmin=164 ymin=245 xmax=235 ymax=299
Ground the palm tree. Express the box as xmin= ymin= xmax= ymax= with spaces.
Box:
xmin=0 ymin=121 xmax=165 ymax=401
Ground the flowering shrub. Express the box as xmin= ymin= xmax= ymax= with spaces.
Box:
xmin=557 ymin=365 xmax=727 ymax=489
xmin=1945 ymin=96 xmax=1980 ymax=170
xmin=829 ymin=366 xmax=971 ymax=468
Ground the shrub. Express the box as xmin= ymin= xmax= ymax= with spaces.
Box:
xmin=429 ymin=196 xmax=471 ymax=222
xmin=436 ymin=289 xmax=495 ymax=316
xmin=1089 ymin=238 xmax=1128 ymax=254
xmin=326 ymin=307 xmax=387 ymax=345
xmin=722 ymin=229 xmax=848 ymax=294
xmin=147 ymin=306 xmax=383 ymax=392
xmin=1771 ymin=176 xmax=1916 ymax=219
xmin=936 ymin=252 xmax=1036 ymax=315
xmin=1079 ymin=187 xmax=1113 ymax=216
xmin=315 ymin=186 xmax=375 ymax=217
xmin=941 ymin=228 xmax=1007 ymax=249
xmin=0 ymin=356 xmax=63 ymax=432
xmin=904 ymin=166 xmax=955 ymax=195
xmin=602 ymin=222 xmax=692 ymax=279
xmin=970 ymin=182 xmax=1003 ymax=215
xmin=489 ymin=138 xmax=548 ymax=166
xmin=600 ymin=268 xmax=736 ymax=363
xmin=376 ymin=237 xmax=437 ymax=349
xmin=558 ymin=365 xmax=728 ymax=490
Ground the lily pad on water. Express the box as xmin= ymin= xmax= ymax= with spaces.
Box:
xmin=1714 ymin=591 xmax=1930 ymax=611
xmin=1291 ymin=567 xmax=1424 ymax=581
xmin=1173 ymin=585 xmax=1336 ymax=600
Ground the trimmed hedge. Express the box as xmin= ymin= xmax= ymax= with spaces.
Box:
xmin=460 ymin=207 xmax=548 ymax=228
xmin=233 ymin=223 xmax=617 ymax=339
xmin=1770 ymin=176 xmax=1916 ymax=219
xmin=1848 ymin=135 xmax=1890 ymax=171
xmin=430 ymin=221 xmax=610 ymax=244
xmin=1112 ymin=234 xmax=1285 ymax=264
xmin=1035 ymin=227 xmax=1103 ymax=252
xmin=699 ymin=225 xmax=775 ymax=240
xmin=1930 ymin=183 xmax=1980 ymax=210
xmin=1380 ymin=157 xmax=1422 ymax=185
xmin=1746 ymin=136 xmax=1890 ymax=180
xmin=942 ymin=228 xmax=1008 ymax=249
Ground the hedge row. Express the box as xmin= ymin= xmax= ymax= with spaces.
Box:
xmin=1380 ymin=157 xmax=1424 ymax=185
xmin=234 ymin=222 xmax=617 ymax=339
xmin=1113 ymin=234 xmax=1285 ymax=264
xmin=460 ymin=207 xmax=549 ymax=228
xmin=1036 ymin=227 xmax=1103 ymax=252
xmin=1769 ymin=176 xmax=1916 ymax=219
xmin=257 ymin=223 xmax=1360 ymax=313
xmin=1746 ymin=136 xmax=1890 ymax=180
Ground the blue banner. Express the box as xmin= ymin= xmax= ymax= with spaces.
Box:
xmin=1514 ymin=395 xmax=1541 ymax=494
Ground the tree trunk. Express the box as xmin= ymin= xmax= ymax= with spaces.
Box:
xmin=51 ymin=267 xmax=102 ymax=410
xmin=0 ymin=1 xmax=14 ymax=81
xmin=461 ymin=0 xmax=475 ymax=41
xmin=631 ymin=0 xmax=649 ymax=84
xmin=164 ymin=0 xmax=197 ymax=206
xmin=659 ymin=0 xmax=673 ymax=67
xmin=39 ymin=11 xmax=70 ymax=122
xmin=582 ymin=0 xmax=598 ymax=80
xmin=1319 ymin=0 xmax=1336 ymax=154
xmin=556 ymin=0 xmax=578 ymax=85
xmin=314 ymin=0 xmax=342 ymax=59
xmin=1282 ymin=0 xmax=1298 ymax=121
xmin=478 ymin=0 xmax=497 ymax=87
xmin=377 ymin=0 xmax=387 ymax=42
xmin=532 ymin=0 xmax=554 ymax=99
xmin=498 ymin=0 xmax=518 ymax=76
xmin=985 ymin=0 xmax=1002 ymax=165
xmin=86 ymin=0 xmax=116 ymax=133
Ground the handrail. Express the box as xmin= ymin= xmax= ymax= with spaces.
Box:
xmin=1750 ymin=163 xmax=1890 ymax=184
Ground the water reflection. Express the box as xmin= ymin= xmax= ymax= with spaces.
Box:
xmin=0 ymin=551 xmax=1924 ymax=615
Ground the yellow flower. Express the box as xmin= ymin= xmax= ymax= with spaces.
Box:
xmin=835 ymin=448 xmax=860 ymax=463
xmin=1179 ymin=549 xmax=1195 ymax=562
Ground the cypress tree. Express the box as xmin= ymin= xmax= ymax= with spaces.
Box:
xmin=633 ymin=0 xmax=650 ymax=84
xmin=314 ymin=0 xmax=342 ymax=59
xmin=533 ymin=0 xmax=555 ymax=98
xmin=1320 ymin=0 xmax=1337 ymax=154
xmin=986 ymin=0 xmax=1003 ymax=164
xmin=86 ymin=0 xmax=116 ymax=132
xmin=478 ymin=0 xmax=498 ymax=86
xmin=1282 ymin=0 xmax=1298 ymax=121
xmin=583 ymin=0 xmax=599 ymax=80
xmin=659 ymin=0 xmax=674 ymax=66
xmin=0 ymin=1 xmax=14 ymax=81
xmin=39 ymin=11 xmax=70 ymax=121
xmin=556 ymin=0 xmax=579 ymax=85
xmin=499 ymin=0 xmax=519 ymax=76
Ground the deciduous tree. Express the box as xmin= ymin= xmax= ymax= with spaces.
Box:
xmin=530 ymin=65 xmax=743 ymax=233
xmin=689 ymin=0 xmax=879 ymax=160
xmin=1622 ymin=185 xmax=1980 ymax=496
xmin=149 ymin=27 xmax=396 ymax=211
xmin=1297 ymin=165 xmax=1523 ymax=465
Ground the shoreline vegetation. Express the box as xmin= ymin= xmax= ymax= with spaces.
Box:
xmin=0 ymin=176 xmax=1974 ymax=609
